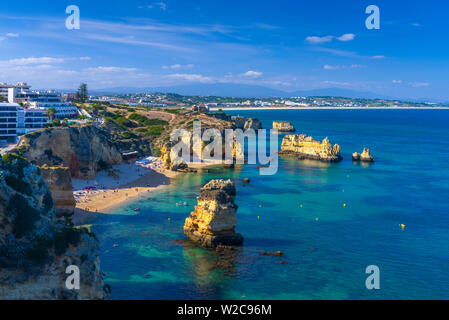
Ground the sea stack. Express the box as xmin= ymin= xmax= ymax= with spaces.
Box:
xmin=184 ymin=179 xmax=243 ymax=248
xmin=273 ymin=121 xmax=295 ymax=132
xmin=244 ymin=118 xmax=262 ymax=130
xmin=280 ymin=134 xmax=342 ymax=162
xmin=352 ymin=148 xmax=374 ymax=162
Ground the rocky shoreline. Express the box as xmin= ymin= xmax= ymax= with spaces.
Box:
xmin=280 ymin=134 xmax=342 ymax=162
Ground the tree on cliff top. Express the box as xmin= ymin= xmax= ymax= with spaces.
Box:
xmin=75 ymin=83 xmax=88 ymax=103
xmin=46 ymin=107 xmax=56 ymax=121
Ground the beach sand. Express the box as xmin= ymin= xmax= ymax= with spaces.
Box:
xmin=72 ymin=158 xmax=216 ymax=224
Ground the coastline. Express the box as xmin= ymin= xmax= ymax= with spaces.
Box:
xmin=72 ymin=158 xmax=218 ymax=225
xmin=210 ymin=106 xmax=449 ymax=111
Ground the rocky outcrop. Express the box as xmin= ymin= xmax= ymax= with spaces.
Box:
xmin=231 ymin=116 xmax=246 ymax=129
xmin=273 ymin=121 xmax=295 ymax=132
xmin=280 ymin=134 xmax=342 ymax=162
xmin=184 ymin=179 xmax=243 ymax=248
xmin=39 ymin=165 xmax=76 ymax=218
xmin=0 ymin=153 xmax=108 ymax=299
xmin=352 ymin=148 xmax=374 ymax=162
xmin=13 ymin=125 xmax=122 ymax=180
xmin=243 ymin=118 xmax=262 ymax=130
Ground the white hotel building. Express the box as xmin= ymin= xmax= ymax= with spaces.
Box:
xmin=3 ymin=82 xmax=79 ymax=119
xmin=0 ymin=82 xmax=79 ymax=142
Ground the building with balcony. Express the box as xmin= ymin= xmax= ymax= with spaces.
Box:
xmin=0 ymin=103 xmax=19 ymax=142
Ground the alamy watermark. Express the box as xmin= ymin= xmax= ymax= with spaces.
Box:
xmin=365 ymin=5 xmax=380 ymax=30
xmin=169 ymin=121 xmax=279 ymax=175
xmin=65 ymin=265 xmax=80 ymax=290
xmin=365 ymin=265 xmax=380 ymax=290
xmin=65 ymin=5 xmax=80 ymax=30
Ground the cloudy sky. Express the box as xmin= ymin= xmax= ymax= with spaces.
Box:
xmin=0 ymin=0 xmax=448 ymax=100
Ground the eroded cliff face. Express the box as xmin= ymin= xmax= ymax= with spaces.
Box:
xmin=243 ymin=118 xmax=262 ymax=130
xmin=14 ymin=126 xmax=122 ymax=180
xmin=280 ymin=134 xmax=342 ymax=162
xmin=38 ymin=166 xmax=76 ymax=218
xmin=352 ymin=148 xmax=374 ymax=162
xmin=273 ymin=121 xmax=295 ymax=132
xmin=0 ymin=154 xmax=108 ymax=300
xmin=184 ymin=179 xmax=243 ymax=248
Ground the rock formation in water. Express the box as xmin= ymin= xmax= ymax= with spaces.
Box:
xmin=272 ymin=121 xmax=295 ymax=132
xmin=280 ymin=134 xmax=342 ymax=162
xmin=184 ymin=179 xmax=243 ymax=248
xmin=38 ymin=165 xmax=76 ymax=218
xmin=243 ymin=118 xmax=262 ymax=130
xmin=352 ymin=148 xmax=374 ymax=162
xmin=231 ymin=116 xmax=247 ymax=129
xmin=13 ymin=125 xmax=122 ymax=180
xmin=0 ymin=153 xmax=108 ymax=299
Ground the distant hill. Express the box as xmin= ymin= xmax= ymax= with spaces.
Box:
xmin=90 ymin=83 xmax=385 ymax=99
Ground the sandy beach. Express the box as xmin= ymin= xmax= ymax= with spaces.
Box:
xmin=72 ymin=157 xmax=218 ymax=224
xmin=210 ymin=106 xmax=449 ymax=111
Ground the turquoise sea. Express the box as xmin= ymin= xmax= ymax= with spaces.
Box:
xmin=92 ymin=109 xmax=449 ymax=300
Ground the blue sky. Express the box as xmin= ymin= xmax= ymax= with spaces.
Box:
xmin=0 ymin=0 xmax=448 ymax=100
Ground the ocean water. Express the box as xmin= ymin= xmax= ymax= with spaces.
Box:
xmin=92 ymin=109 xmax=449 ymax=300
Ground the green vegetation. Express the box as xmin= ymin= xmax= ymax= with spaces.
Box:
xmin=75 ymin=83 xmax=88 ymax=103
xmin=97 ymin=159 xmax=112 ymax=171
xmin=54 ymin=227 xmax=82 ymax=255
xmin=2 ymin=153 xmax=29 ymax=177
xmin=147 ymin=125 xmax=164 ymax=136
xmin=5 ymin=175 xmax=32 ymax=196
xmin=9 ymin=194 xmax=41 ymax=238
xmin=25 ymin=235 xmax=53 ymax=265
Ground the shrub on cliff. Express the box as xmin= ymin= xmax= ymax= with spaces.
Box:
xmin=5 ymin=175 xmax=32 ymax=196
xmin=8 ymin=194 xmax=41 ymax=238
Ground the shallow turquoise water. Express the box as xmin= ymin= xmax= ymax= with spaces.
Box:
xmin=92 ymin=109 xmax=449 ymax=299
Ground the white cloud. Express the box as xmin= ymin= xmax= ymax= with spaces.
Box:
xmin=147 ymin=2 xmax=167 ymax=11
xmin=392 ymin=80 xmax=402 ymax=84
xmin=0 ymin=57 xmax=65 ymax=66
xmin=162 ymin=63 xmax=194 ymax=69
xmin=6 ymin=33 xmax=19 ymax=37
xmin=409 ymin=82 xmax=429 ymax=87
xmin=323 ymin=64 xmax=364 ymax=70
xmin=0 ymin=56 xmax=92 ymax=66
xmin=411 ymin=23 xmax=421 ymax=27
xmin=321 ymin=80 xmax=352 ymax=86
xmin=306 ymin=33 xmax=355 ymax=44
xmin=372 ymin=55 xmax=386 ymax=59
xmin=242 ymin=70 xmax=263 ymax=78
xmin=167 ymin=73 xmax=213 ymax=83
xmin=305 ymin=35 xmax=334 ymax=44
xmin=85 ymin=66 xmax=137 ymax=73
xmin=337 ymin=33 xmax=355 ymax=42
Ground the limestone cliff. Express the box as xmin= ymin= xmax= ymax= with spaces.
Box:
xmin=38 ymin=166 xmax=76 ymax=218
xmin=13 ymin=125 xmax=122 ymax=180
xmin=243 ymin=118 xmax=262 ymax=130
xmin=0 ymin=154 xmax=108 ymax=299
xmin=352 ymin=148 xmax=374 ymax=162
xmin=273 ymin=121 xmax=295 ymax=132
xmin=184 ymin=179 xmax=243 ymax=248
xmin=280 ymin=134 xmax=342 ymax=162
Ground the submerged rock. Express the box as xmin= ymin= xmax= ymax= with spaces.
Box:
xmin=280 ymin=134 xmax=342 ymax=162
xmin=272 ymin=121 xmax=295 ymax=132
xmin=353 ymin=148 xmax=374 ymax=162
xmin=184 ymin=179 xmax=243 ymax=248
